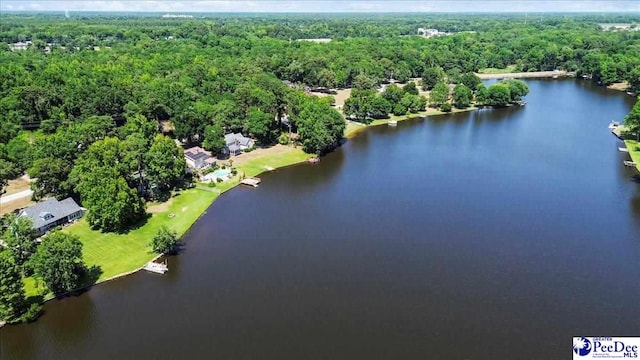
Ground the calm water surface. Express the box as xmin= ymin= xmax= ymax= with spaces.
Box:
xmin=2 ymin=80 xmax=639 ymax=359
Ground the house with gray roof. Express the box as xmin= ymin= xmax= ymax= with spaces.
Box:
xmin=19 ymin=198 xmax=85 ymax=235
xmin=224 ymin=133 xmax=255 ymax=156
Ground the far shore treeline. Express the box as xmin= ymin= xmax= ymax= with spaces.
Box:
xmin=1 ymin=13 xmax=640 ymax=324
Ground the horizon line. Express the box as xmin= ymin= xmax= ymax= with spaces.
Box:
xmin=3 ymin=10 xmax=640 ymax=13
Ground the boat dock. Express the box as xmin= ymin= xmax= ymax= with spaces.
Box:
xmin=619 ymin=147 xmax=629 ymax=152
xmin=308 ymin=157 xmax=320 ymax=164
xmin=624 ymin=160 xmax=637 ymax=167
xmin=143 ymin=261 xmax=168 ymax=274
xmin=241 ymin=178 xmax=261 ymax=187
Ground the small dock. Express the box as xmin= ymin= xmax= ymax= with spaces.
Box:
xmin=308 ymin=157 xmax=320 ymax=164
xmin=143 ymin=261 xmax=168 ymax=274
xmin=619 ymin=147 xmax=629 ymax=152
xmin=241 ymin=177 xmax=261 ymax=187
xmin=388 ymin=120 xmax=398 ymax=126
xmin=624 ymin=160 xmax=637 ymax=167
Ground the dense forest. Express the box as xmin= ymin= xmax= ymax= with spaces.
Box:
xmin=1 ymin=13 xmax=640 ymax=228
xmin=1 ymin=12 xmax=640 ymax=324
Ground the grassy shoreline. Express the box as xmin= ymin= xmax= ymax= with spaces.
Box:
xmin=345 ymin=106 xmax=479 ymax=138
xmin=612 ymin=125 xmax=640 ymax=172
xmin=25 ymin=147 xmax=311 ymax=299
xmin=28 ymin=108 xmax=478 ymax=299
xmin=24 ymin=104 xmax=497 ymax=300
xmin=624 ymin=140 xmax=640 ymax=172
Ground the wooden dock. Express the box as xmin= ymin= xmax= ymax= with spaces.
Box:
xmin=143 ymin=261 xmax=168 ymax=274
xmin=619 ymin=147 xmax=629 ymax=152
xmin=241 ymin=178 xmax=261 ymax=187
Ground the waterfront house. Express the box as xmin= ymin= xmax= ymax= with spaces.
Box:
xmin=184 ymin=146 xmax=216 ymax=169
xmin=224 ymin=133 xmax=255 ymax=156
xmin=19 ymin=198 xmax=85 ymax=235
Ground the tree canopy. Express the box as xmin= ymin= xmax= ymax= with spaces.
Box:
xmin=297 ymin=98 xmax=345 ymax=155
xmin=29 ymin=232 xmax=85 ymax=295
xmin=150 ymin=225 xmax=179 ymax=255
xmin=0 ymin=250 xmax=27 ymax=322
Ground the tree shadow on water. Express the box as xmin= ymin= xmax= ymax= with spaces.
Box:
xmin=59 ymin=265 xmax=103 ymax=298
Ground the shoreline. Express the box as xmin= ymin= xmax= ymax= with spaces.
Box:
xmin=31 ymin=106 xmax=484 ymax=305
xmin=475 ymin=70 xmax=575 ymax=80
xmin=31 ymin=148 xmax=312 ymax=303
xmin=611 ymin=126 xmax=640 ymax=172
xmin=345 ymin=106 xmax=479 ymax=138
xmin=624 ymin=140 xmax=640 ymax=172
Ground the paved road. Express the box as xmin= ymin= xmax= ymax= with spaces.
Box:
xmin=0 ymin=189 xmax=33 ymax=205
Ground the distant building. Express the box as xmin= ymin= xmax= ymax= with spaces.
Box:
xmin=162 ymin=14 xmax=194 ymax=18
xmin=184 ymin=146 xmax=216 ymax=169
xmin=9 ymin=41 xmax=31 ymax=51
xmin=224 ymin=133 xmax=255 ymax=156
xmin=19 ymin=198 xmax=85 ymax=235
xmin=417 ymin=28 xmax=450 ymax=38
xmin=296 ymin=38 xmax=332 ymax=43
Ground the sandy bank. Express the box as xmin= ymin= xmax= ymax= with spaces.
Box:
xmin=475 ymin=70 xmax=575 ymax=80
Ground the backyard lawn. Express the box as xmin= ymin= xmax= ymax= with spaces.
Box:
xmin=234 ymin=146 xmax=311 ymax=177
xmin=23 ymin=147 xmax=312 ymax=298
xmin=625 ymin=140 xmax=640 ymax=172
xmin=478 ymin=65 xmax=518 ymax=74
xmin=67 ymin=187 xmax=219 ymax=283
xmin=23 ymin=187 xmax=220 ymax=298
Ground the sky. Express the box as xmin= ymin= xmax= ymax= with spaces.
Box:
xmin=1 ymin=1 xmax=639 ymax=13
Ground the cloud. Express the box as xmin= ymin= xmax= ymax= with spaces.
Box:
xmin=1 ymin=1 xmax=639 ymax=13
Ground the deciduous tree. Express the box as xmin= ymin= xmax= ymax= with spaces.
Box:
xmin=30 ymin=232 xmax=85 ymax=295
xmin=624 ymin=99 xmax=640 ymax=141
xmin=150 ymin=225 xmax=179 ymax=254
xmin=486 ymin=83 xmax=512 ymax=107
xmin=429 ymin=81 xmax=449 ymax=107
xmin=453 ymin=84 xmax=473 ymax=109
xmin=2 ymin=214 xmax=37 ymax=266
xmin=146 ymin=134 xmax=185 ymax=195
xmin=297 ymin=98 xmax=345 ymax=154
xmin=202 ymin=123 xmax=226 ymax=154
xmin=422 ymin=67 xmax=446 ymax=90
xmin=0 ymin=250 xmax=27 ymax=322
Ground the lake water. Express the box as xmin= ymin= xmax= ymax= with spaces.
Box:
xmin=1 ymin=80 xmax=639 ymax=359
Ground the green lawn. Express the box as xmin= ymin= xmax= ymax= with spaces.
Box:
xmin=369 ymin=106 xmax=478 ymax=126
xmin=24 ymin=188 xmax=219 ymax=298
xmin=625 ymin=140 xmax=640 ymax=172
xmin=478 ymin=65 xmax=518 ymax=74
xmin=235 ymin=148 xmax=311 ymax=178
xmin=24 ymin=148 xmax=313 ymax=298
xmin=345 ymin=121 xmax=367 ymax=137
xmin=70 ymin=188 xmax=218 ymax=281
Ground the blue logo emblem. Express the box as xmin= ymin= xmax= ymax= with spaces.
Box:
xmin=574 ymin=337 xmax=592 ymax=356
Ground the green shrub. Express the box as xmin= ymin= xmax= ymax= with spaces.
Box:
xmin=440 ymin=103 xmax=452 ymax=112
xmin=150 ymin=225 xmax=178 ymax=254
xmin=20 ymin=303 xmax=43 ymax=323
xmin=278 ymin=133 xmax=290 ymax=145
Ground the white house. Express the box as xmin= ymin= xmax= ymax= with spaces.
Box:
xmin=184 ymin=146 xmax=216 ymax=169
xmin=224 ymin=133 xmax=255 ymax=156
